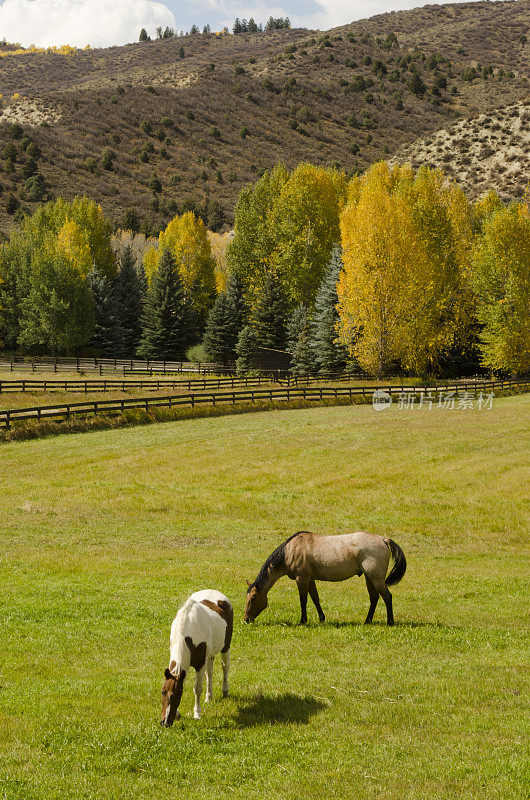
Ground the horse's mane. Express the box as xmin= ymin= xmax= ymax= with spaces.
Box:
xmin=251 ymin=532 xmax=302 ymax=592
xmin=170 ymin=599 xmax=199 ymax=670
xmin=174 ymin=598 xmax=197 ymax=633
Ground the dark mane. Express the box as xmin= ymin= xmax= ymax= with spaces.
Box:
xmin=250 ymin=533 xmax=303 ymax=592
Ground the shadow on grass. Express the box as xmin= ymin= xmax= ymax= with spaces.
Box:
xmin=258 ymin=619 xmax=459 ymax=630
xmin=234 ymin=692 xmax=326 ymax=727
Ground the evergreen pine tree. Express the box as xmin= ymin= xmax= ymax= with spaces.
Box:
xmin=287 ymin=304 xmax=315 ymax=374
xmin=116 ymin=246 xmax=145 ymax=356
xmin=287 ymin=303 xmax=309 ymax=351
xmin=137 ymin=248 xmax=194 ymax=360
xmin=291 ymin=326 xmax=314 ymax=376
xmin=253 ymin=273 xmax=289 ymax=350
xmin=235 ymin=325 xmax=259 ymax=375
xmin=203 ymin=293 xmax=239 ymax=364
xmin=311 ymin=247 xmax=349 ymax=373
xmin=88 ymin=271 xmax=123 ymax=356
xmin=137 ymin=261 xmax=148 ymax=297
xmin=225 ymin=271 xmax=248 ymax=332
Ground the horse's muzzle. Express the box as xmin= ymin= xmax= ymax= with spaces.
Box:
xmin=161 ymin=710 xmax=181 ymax=727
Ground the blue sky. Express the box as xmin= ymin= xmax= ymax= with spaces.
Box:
xmin=0 ymin=0 xmax=492 ymax=49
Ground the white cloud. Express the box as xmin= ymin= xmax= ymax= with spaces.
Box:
xmin=0 ymin=0 xmax=176 ymax=48
xmin=296 ymin=0 xmax=490 ymax=30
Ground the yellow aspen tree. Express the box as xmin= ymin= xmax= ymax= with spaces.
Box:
xmin=143 ymin=246 xmax=159 ymax=283
xmin=400 ymin=167 xmax=474 ymax=373
xmin=268 ymin=163 xmax=347 ymax=305
xmin=338 ymin=162 xmax=419 ymax=376
xmin=338 ymin=162 xmax=474 ymax=377
xmin=34 ymin=197 xmax=116 ymax=278
xmin=56 ymin=220 xmax=93 ymax=277
xmin=471 ymin=202 xmax=530 ymax=374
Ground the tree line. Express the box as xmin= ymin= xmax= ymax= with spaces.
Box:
xmin=215 ymin=162 xmax=529 ymax=377
xmin=139 ymin=16 xmax=290 ymax=41
xmin=0 ymin=197 xmax=215 ymax=359
xmin=0 ymin=162 xmax=528 ymax=377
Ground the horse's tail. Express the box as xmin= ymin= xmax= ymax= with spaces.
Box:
xmin=384 ymin=538 xmax=407 ymax=586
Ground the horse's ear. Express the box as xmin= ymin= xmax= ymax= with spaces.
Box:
xmin=164 ymin=668 xmax=173 ymax=680
xmin=246 ymin=580 xmax=251 ymax=587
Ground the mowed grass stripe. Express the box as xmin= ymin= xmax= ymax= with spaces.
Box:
xmin=0 ymin=397 xmax=528 ymax=799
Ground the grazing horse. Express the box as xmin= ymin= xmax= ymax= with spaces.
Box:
xmin=244 ymin=531 xmax=406 ymax=626
xmin=160 ymin=590 xmax=233 ymax=726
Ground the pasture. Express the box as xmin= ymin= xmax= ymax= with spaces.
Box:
xmin=0 ymin=396 xmax=528 ymax=799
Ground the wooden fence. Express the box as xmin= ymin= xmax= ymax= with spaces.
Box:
xmin=1 ymin=379 xmax=527 ymax=429
xmin=0 ymin=372 xmax=364 ymax=394
xmin=0 ymin=357 xmax=234 ymax=376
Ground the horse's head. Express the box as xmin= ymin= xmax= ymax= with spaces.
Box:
xmin=160 ymin=667 xmax=186 ymax=727
xmin=244 ymin=582 xmax=268 ymax=622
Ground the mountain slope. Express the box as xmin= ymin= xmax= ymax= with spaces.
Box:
xmin=394 ymin=100 xmax=530 ymax=200
xmin=0 ymin=1 xmax=528 ymax=236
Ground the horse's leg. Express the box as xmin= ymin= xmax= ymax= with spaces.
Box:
xmin=364 ymin=576 xmax=380 ymax=624
xmin=308 ymin=579 xmax=325 ymax=622
xmin=205 ymin=656 xmax=214 ymax=702
xmin=221 ymin=650 xmax=230 ymax=697
xmin=193 ymin=667 xmax=206 ymax=719
xmin=296 ymin=577 xmax=309 ymax=624
xmin=370 ymin=578 xmax=394 ymax=626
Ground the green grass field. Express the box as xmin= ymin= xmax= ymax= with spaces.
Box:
xmin=1 ymin=396 xmax=528 ymax=799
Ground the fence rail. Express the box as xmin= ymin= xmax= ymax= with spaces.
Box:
xmin=0 ymin=372 xmax=364 ymax=394
xmin=1 ymin=379 xmax=527 ymax=430
xmin=0 ymin=357 xmax=234 ymax=376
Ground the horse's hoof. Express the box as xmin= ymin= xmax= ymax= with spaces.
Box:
xmin=193 ymin=712 xmax=201 ymax=719
xmin=205 ymin=694 xmax=212 ymax=703
xmin=222 ymin=690 xmax=229 ymax=698
xmin=319 ymin=616 xmax=326 ymax=623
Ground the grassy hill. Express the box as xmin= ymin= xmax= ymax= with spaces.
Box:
xmin=0 ymin=1 xmax=528 ymax=236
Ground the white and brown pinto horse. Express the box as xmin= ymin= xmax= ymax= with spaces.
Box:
xmin=161 ymin=590 xmax=233 ymax=726
xmin=244 ymin=531 xmax=407 ymax=626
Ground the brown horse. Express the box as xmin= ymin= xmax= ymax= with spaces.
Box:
xmin=244 ymin=531 xmax=406 ymax=626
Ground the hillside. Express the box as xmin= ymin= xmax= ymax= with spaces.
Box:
xmin=394 ymin=100 xmax=530 ymax=200
xmin=0 ymin=1 xmax=528 ymax=236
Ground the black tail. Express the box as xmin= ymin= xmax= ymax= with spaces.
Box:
xmin=384 ymin=539 xmax=407 ymax=586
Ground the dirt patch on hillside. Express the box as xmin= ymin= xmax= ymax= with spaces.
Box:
xmin=394 ymin=102 xmax=530 ymax=201
xmin=0 ymin=99 xmax=62 ymax=126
